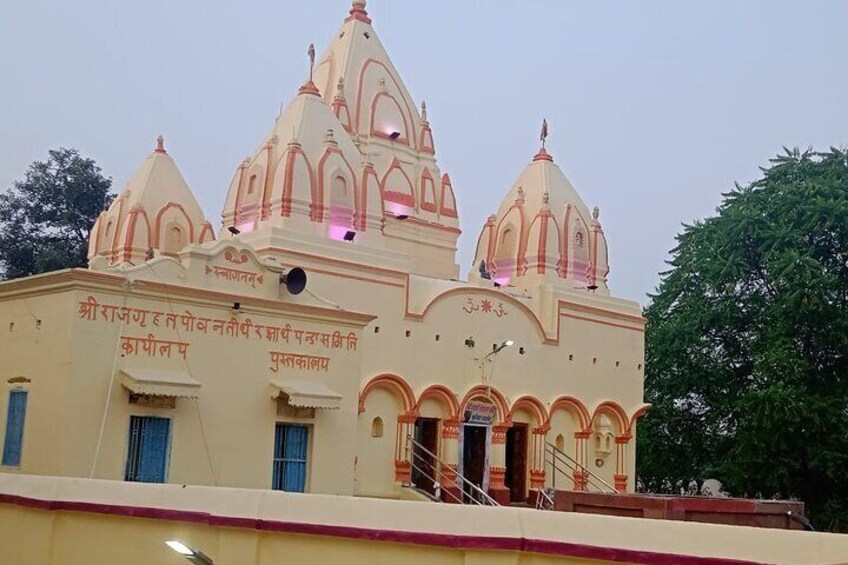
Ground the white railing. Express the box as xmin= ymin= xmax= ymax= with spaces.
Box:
xmin=545 ymin=442 xmax=617 ymax=494
xmin=405 ymin=434 xmax=500 ymax=506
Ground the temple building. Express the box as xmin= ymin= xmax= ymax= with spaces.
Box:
xmin=0 ymin=0 xmax=647 ymax=505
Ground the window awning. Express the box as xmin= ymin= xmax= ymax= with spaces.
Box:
xmin=269 ymin=379 xmax=342 ymax=409
xmin=119 ymin=369 xmax=201 ymax=398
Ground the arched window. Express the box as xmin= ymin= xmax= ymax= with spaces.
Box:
xmin=164 ymin=225 xmax=185 ymax=254
xmin=555 ymin=433 xmax=565 ymax=453
xmin=332 ymin=175 xmax=348 ymax=203
xmin=371 ymin=417 xmax=384 ymax=438
xmin=495 ymin=225 xmax=517 ymax=263
xmin=570 ymin=224 xmax=590 ymax=284
xmin=328 ymin=174 xmax=354 ymax=238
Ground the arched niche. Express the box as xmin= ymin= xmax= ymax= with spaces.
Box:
xmin=381 ymin=159 xmax=415 ymax=214
xmin=370 ymin=92 xmax=410 ymax=145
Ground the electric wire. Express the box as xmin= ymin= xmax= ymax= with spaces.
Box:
xmin=147 ymin=261 xmax=219 ymax=486
xmin=88 ymin=280 xmax=131 ymax=478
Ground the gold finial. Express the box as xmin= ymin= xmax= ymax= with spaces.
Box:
xmin=542 ymin=190 xmax=550 ymax=206
xmin=593 ymin=206 xmax=600 ymax=221
xmin=155 ymin=135 xmax=166 ymax=154
xmin=336 ymin=77 xmax=345 ymax=98
xmin=421 ymin=100 xmax=428 ymax=122
xmin=324 ymin=128 xmax=337 ymax=145
xmin=540 ymin=118 xmax=548 ymax=149
xmin=517 ymin=186 xmax=525 ymax=203
xmin=307 ymin=43 xmax=316 ymax=81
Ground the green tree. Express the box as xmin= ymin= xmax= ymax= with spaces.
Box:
xmin=0 ymin=148 xmax=113 ymax=279
xmin=638 ymin=148 xmax=848 ymax=531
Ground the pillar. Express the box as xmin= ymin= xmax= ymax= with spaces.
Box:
xmin=394 ymin=412 xmax=416 ymax=485
xmin=488 ymin=424 xmax=510 ymax=505
xmin=529 ymin=426 xmax=548 ymax=491
xmin=573 ymin=431 xmax=591 ymax=491
xmin=440 ymin=419 xmax=461 ymax=503
xmin=614 ymin=435 xmax=629 ymax=493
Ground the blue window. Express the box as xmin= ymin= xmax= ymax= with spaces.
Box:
xmin=124 ymin=416 xmax=170 ymax=483
xmin=272 ymin=424 xmax=308 ymax=492
xmin=2 ymin=390 xmax=28 ymax=467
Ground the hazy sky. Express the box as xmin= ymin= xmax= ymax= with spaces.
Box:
xmin=2 ymin=1 xmax=846 ymax=304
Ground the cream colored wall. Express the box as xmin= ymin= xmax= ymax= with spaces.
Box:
xmin=355 ymin=387 xmax=402 ymax=498
xmin=291 ymin=252 xmax=644 ymax=492
xmin=75 ymin=288 xmax=363 ymax=493
xmin=0 ymin=290 xmax=76 ymax=477
xmin=4 ymin=474 xmax=848 ymax=565
xmin=0 ymin=231 xmax=643 ymax=499
xmin=0 ymin=272 xmax=368 ymax=496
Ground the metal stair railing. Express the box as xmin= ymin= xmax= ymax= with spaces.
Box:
xmin=545 ymin=442 xmax=617 ymax=494
xmin=535 ymin=486 xmax=555 ymax=510
xmin=405 ymin=434 xmax=500 ymax=506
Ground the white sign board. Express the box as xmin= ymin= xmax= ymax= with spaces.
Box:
xmin=465 ymin=401 xmax=496 ymax=425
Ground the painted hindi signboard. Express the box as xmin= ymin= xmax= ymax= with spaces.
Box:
xmin=464 ymin=401 xmax=496 ymax=425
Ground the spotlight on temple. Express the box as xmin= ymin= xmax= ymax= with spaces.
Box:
xmin=232 ymin=302 xmax=241 ymax=312
xmin=343 ymin=230 xmax=356 ymax=241
xmin=587 ymin=284 xmax=598 ymax=291
xmin=388 ymin=131 xmax=401 ymax=140
xmin=165 ymin=540 xmax=214 ymax=565
xmin=227 ymin=226 xmax=240 ymax=236
xmin=395 ymin=214 xmax=409 ymax=220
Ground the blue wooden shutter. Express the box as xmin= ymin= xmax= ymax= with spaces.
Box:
xmin=2 ymin=390 xmax=28 ymax=466
xmin=272 ymin=424 xmax=308 ymax=492
xmin=125 ymin=416 xmax=143 ymax=481
xmin=283 ymin=425 xmax=308 ymax=493
xmin=138 ymin=416 xmax=170 ymax=483
xmin=272 ymin=424 xmax=285 ymax=490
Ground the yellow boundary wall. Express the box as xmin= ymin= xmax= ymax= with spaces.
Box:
xmin=1 ymin=474 xmax=847 ymax=565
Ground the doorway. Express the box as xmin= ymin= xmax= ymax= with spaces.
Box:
xmin=506 ymin=424 xmax=528 ymax=503
xmin=462 ymin=424 xmax=488 ymax=503
xmin=411 ymin=417 xmax=439 ymax=495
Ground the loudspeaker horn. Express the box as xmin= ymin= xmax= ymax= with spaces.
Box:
xmin=279 ymin=267 xmax=307 ymax=295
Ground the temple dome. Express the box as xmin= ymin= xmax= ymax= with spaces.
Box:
xmin=88 ymin=137 xmax=214 ymax=267
xmin=220 ymin=1 xmax=461 ymax=279
xmin=311 ymin=1 xmax=459 ymax=228
xmin=471 ymin=146 xmax=610 ymax=293
xmin=221 ymin=82 xmax=383 ymax=241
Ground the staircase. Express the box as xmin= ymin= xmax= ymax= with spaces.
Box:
xmin=405 ymin=434 xmax=499 ymax=506
xmin=545 ymin=442 xmax=617 ymax=494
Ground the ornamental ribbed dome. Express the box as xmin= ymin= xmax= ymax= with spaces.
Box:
xmin=88 ymin=137 xmax=214 ymax=267
xmin=472 ymin=146 xmax=610 ymax=293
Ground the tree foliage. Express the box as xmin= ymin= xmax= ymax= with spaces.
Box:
xmin=638 ymin=148 xmax=848 ymax=531
xmin=0 ymin=148 xmax=113 ymax=279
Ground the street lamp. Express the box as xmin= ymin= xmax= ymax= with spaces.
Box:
xmin=165 ymin=540 xmax=214 ymax=565
xmin=478 ymin=340 xmax=515 ymax=392
xmin=484 ymin=340 xmax=514 ymax=360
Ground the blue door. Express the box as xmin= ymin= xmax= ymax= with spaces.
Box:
xmin=125 ymin=416 xmax=170 ymax=483
xmin=2 ymin=390 xmax=28 ymax=466
xmin=272 ymin=424 xmax=308 ymax=492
